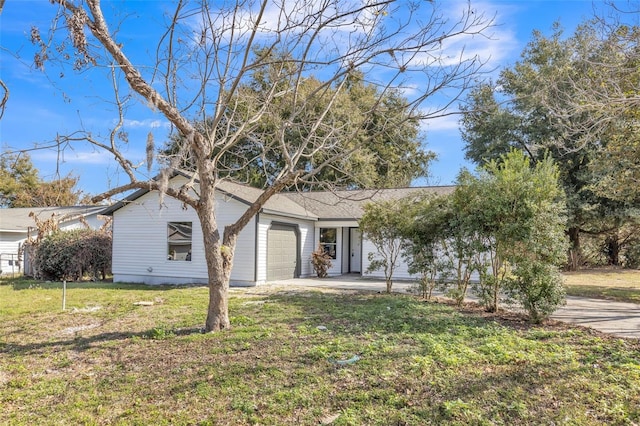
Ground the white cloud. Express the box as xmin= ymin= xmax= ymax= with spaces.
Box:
xmin=421 ymin=114 xmax=461 ymax=132
xmin=122 ymin=119 xmax=170 ymax=129
xmin=30 ymin=148 xmax=114 ymax=166
xmin=404 ymin=0 xmax=519 ymax=71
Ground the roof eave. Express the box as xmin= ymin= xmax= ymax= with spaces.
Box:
xmin=260 ymin=208 xmax=318 ymax=221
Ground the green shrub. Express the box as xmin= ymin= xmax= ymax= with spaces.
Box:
xmin=506 ymin=262 xmax=566 ymax=323
xmin=34 ymin=229 xmax=111 ymax=281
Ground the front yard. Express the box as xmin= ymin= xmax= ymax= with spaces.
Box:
xmin=1 ymin=277 xmax=639 ymax=425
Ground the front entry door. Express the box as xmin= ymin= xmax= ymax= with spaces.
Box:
xmin=350 ymin=228 xmax=362 ymax=273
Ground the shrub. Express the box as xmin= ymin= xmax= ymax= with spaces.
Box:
xmin=506 ymin=262 xmax=566 ymax=323
xmin=34 ymin=229 xmax=112 ymax=281
xmin=311 ymin=245 xmax=332 ymax=278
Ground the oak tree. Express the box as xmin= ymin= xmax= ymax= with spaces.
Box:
xmin=460 ymin=12 xmax=639 ymax=269
xmin=0 ymin=153 xmax=86 ymax=207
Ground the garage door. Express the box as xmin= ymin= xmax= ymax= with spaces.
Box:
xmin=267 ymin=224 xmax=298 ymax=281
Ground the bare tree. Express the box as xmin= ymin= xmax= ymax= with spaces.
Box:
xmin=23 ymin=0 xmax=492 ymax=332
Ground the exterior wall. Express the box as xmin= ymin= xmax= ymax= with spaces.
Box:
xmin=0 ymin=232 xmax=25 ymax=275
xmin=59 ymin=215 xmax=105 ymax=231
xmin=112 ymin=188 xmax=256 ymax=286
xmin=361 ymin=237 xmax=415 ymax=280
xmin=361 ymin=236 xmax=481 ymax=282
xmin=256 ymin=213 xmax=315 ymax=283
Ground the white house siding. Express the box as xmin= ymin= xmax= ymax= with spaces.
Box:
xmin=256 ymin=213 xmax=315 ymax=283
xmin=360 ymin=236 xmax=416 ymax=280
xmin=112 ymin=190 xmax=256 ymax=286
xmin=56 ymin=217 xmax=106 ymax=233
xmin=0 ymin=232 xmax=24 ymax=275
xmin=361 ymin=237 xmax=482 ymax=282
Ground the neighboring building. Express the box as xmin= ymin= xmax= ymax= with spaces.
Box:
xmin=0 ymin=206 xmax=107 ymax=276
xmin=103 ymin=173 xmax=454 ymax=286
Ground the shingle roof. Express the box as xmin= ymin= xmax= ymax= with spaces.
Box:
xmin=217 ymin=181 xmax=318 ymax=220
xmin=100 ymin=171 xmax=320 ymax=219
xmin=101 ymin=172 xmax=455 ymax=221
xmin=283 ymin=186 xmax=455 ymax=220
xmin=0 ymin=206 xmax=107 ymax=232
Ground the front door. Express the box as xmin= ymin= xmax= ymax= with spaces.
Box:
xmin=350 ymin=228 xmax=362 ymax=273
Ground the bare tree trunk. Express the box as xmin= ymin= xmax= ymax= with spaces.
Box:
xmin=567 ymin=227 xmax=582 ymax=271
xmin=605 ymin=232 xmax=621 ymax=266
xmin=205 ymin=269 xmax=231 ymax=332
xmin=195 ymin=172 xmax=233 ymax=332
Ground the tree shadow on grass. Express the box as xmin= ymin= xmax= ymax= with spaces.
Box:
xmin=0 ymin=330 xmax=145 ymax=356
xmin=0 ymin=325 xmax=208 ymax=357
xmin=4 ymin=277 xmax=205 ymax=292
xmin=263 ymin=290 xmax=500 ymax=334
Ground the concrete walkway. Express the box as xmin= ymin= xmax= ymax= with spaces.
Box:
xmin=257 ymin=275 xmax=640 ymax=339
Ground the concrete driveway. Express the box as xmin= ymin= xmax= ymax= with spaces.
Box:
xmin=259 ymin=275 xmax=640 ymax=339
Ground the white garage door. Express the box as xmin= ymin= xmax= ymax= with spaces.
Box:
xmin=267 ymin=224 xmax=298 ymax=281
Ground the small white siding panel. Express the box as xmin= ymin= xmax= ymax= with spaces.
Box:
xmin=112 ymin=188 xmax=256 ymax=286
xmin=299 ymin=220 xmax=314 ymax=277
xmin=0 ymin=232 xmax=24 ymax=275
xmin=58 ymin=215 xmax=105 ymax=231
xmin=256 ymin=218 xmax=269 ymax=283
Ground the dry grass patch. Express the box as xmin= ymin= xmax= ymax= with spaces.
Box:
xmin=563 ymin=268 xmax=640 ymax=303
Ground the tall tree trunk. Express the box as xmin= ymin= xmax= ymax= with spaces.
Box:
xmin=605 ymin=233 xmax=620 ymax=266
xmin=196 ymin=173 xmax=233 ymax=332
xmin=199 ymin=209 xmax=233 ymax=331
xmin=567 ymin=227 xmax=582 ymax=271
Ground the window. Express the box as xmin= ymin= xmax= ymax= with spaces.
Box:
xmin=167 ymin=222 xmax=192 ymax=261
xmin=319 ymin=228 xmax=337 ymax=259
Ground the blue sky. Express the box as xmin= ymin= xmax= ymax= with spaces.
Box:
xmin=0 ymin=1 xmax=618 ymax=197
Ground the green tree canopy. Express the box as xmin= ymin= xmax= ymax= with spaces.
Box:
xmin=0 ymin=153 xmax=39 ymax=206
xmin=0 ymin=153 xmax=87 ymax=207
xmin=162 ymin=61 xmax=434 ymax=190
xmin=460 ymin=15 xmax=640 ymax=268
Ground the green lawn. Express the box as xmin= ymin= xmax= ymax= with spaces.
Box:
xmin=563 ymin=268 xmax=640 ymax=304
xmin=1 ymin=277 xmax=639 ymax=425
